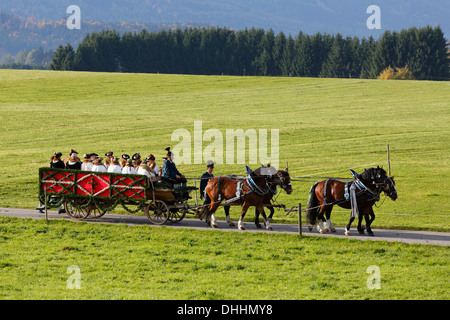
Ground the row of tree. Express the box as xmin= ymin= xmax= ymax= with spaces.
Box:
xmin=51 ymin=26 xmax=449 ymax=80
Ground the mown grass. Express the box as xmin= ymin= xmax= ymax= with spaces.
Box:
xmin=0 ymin=70 xmax=449 ymax=232
xmin=0 ymin=216 xmax=448 ymax=299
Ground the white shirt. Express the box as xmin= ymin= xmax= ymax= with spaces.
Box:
xmin=81 ymin=161 xmax=93 ymax=171
xmin=107 ymin=164 xmax=122 ymax=174
xmin=122 ymin=166 xmax=137 ymax=175
xmin=92 ymin=164 xmax=107 ymax=172
xmin=137 ymin=166 xmax=152 ymax=178
xmin=152 ymin=164 xmax=159 ymax=176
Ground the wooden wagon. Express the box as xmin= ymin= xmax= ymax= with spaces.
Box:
xmin=38 ymin=167 xmax=199 ymax=225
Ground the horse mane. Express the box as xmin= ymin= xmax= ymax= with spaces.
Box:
xmin=361 ymin=166 xmax=386 ymax=181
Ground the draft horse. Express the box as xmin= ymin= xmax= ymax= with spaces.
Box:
xmin=306 ymin=166 xmax=397 ymax=236
xmin=204 ymin=165 xmax=292 ymax=230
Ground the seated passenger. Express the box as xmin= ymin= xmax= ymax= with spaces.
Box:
xmin=65 ymin=150 xmax=81 ymax=170
xmin=146 ymin=154 xmax=159 ymax=176
xmin=107 ymin=157 xmax=122 ymax=173
xmin=50 ymin=152 xmax=65 ymax=169
xmin=137 ymin=159 xmax=156 ymax=178
xmin=132 ymin=153 xmax=142 ymax=168
xmin=121 ymin=154 xmax=130 ymax=168
xmin=92 ymin=157 xmax=107 ymax=172
xmin=161 ymin=147 xmax=186 ymax=185
xmin=122 ymin=159 xmax=137 ymax=174
xmin=81 ymin=153 xmax=93 ymax=171
xmin=104 ymin=151 xmax=114 ymax=169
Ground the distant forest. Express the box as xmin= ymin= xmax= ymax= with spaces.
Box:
xmin=50 ymin=26 xmax=449 ymax=80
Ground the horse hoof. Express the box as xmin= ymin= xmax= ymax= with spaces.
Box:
xmin=324 ymin=228 xmax=329 ymax=233
xmin=267 ymin=227 xmax=273 ymax=231
xmin=211 ymin=224 xmax=218 ymax=228
xmin=345 ymin=231 xmax=350 ymax=236
xmin=228 ymin=222 xmax=235 ymax=227
xmin=255 ymin=224 xmax=262 ymax=229
xmin=239 ymin=227 xmax=245 ymax=231
xmin=330 ymin=228 xmax=336 ymax=232
xmin=368 ymin=232 xmax=374 ymax=237
xmin=308 ymin=226 xmax=313 ymax=231
xmin=319 ymin=230 xmax=325 ymax=234
xmin=358 ymin=230 xmax=365 ymax=235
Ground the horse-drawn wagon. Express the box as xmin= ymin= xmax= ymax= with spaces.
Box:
xmin=38 ymin=167 xmax=199 ymax=225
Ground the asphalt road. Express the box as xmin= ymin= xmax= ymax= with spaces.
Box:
xmin=1 ymin=207 xmax=449 ymax=246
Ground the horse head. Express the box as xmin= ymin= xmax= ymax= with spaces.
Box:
xmin=363 ymin=166 xmax=397 ymax=201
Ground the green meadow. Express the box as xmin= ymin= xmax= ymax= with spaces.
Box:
xmin=0 ymin=70 xmax=449 ymax=300
xmin=0 ymin=69 xmax=448 ymax=231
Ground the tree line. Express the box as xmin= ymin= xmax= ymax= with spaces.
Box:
xmin=51 ymin=26 xmax=449 ymax=80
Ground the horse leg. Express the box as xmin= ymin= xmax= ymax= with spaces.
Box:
xmin=357 ymin=212 xmax=365 ymax=234
xmin=208 ymin=201 xmax=221 ymax=228
xmin=224 ymin=205 xmax=235 ymax=227
xmin=238 ymin=202 xmax=251 ymax=231
xmin=345 ymin=216 xmax=355 ymax=236
xmin=257 ymin=203 xmax=272 ymax=231
xmin=268 ymin=207 xmax=275 ymax=221
xmin=254 ymin=207 xmax=262 ymax=229
xmin=365 ymin=207 xmax=375 ymax=236
xmin=324 ymin=206 xmax=336 ymax=233
xmin=316 ymin=208 xmax=326 ymax=234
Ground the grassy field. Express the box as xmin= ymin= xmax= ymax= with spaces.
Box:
xmin=0 ymin=70 xmax=448 ymax=300
xmin=0 ymin=69 xmax=448 ymax=231
xmin=0 ymin=216 xmax=448 ymax=299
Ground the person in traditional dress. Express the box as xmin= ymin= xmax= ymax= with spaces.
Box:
xmin=146 ymin=154 xmax=159 ymax=176
xmin=50 ymin=151 xmax=65 ymax=169
xmin=65 ymin=150 xmax=81 ymax=170
xmin=107 ymin=156 xmax=122 ymax=173
xmin=121 ymin=154 xmax=130 ymax=168
xmin=104 ymin=151 xmax=114 ymax=169
xmin=64 ymin=149 xmax=80 ymax=166
xmin=199 ymin=160 xmax=231 ymax=222
xmin=81 ymin=153 xmax=93 ymax=171
xmin=92 ymin=157 xmax=107 ymax=172
xmin=161 ymin=147 xmax=186 ymax=185
xmin=122 ymin=158 xmax=137 ymax=174
xmin=132 ymin=153 xmax=142 ymax=168
xmin=137 ymin=159 xmax=156 ymax=178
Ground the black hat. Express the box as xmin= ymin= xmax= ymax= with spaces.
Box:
xmin=122 ymin=154 xmax=130 ymax=160
xmin=70 ymin=149 xmax=78 ymax=155
xmin=90 ymin=153 xmax=98 ymax=157
xmin=132 ymin=153 xmax=141 ymax=160
xmin=206 ymin=160 xmax=214 ymax=168
xmin=105 ymin=151 xmax=113 ymax=157
xmin=83 ymin=153 xmax=91 ymax=159
xmin=146 ymin=154 xmax=155 ymax=161
xmin=165 ymin=147 xmax=172 ymax=156
xmin=54 ymin=151 xmax=62 ymax=158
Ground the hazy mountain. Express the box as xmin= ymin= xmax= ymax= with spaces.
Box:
xmin=1 ymin=0 xmax=448 ymax=37
xmin=0 ymin=0 xmax=448 ymax=58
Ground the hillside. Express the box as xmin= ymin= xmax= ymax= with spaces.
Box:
xmin=0 ymin=70 xmax=448 ymax=232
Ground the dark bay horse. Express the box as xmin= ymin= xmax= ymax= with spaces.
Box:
xmin=205 ymin=165 xmax=292 ymax=230
xmin=306 ymin=166 xmax=397 ymax=236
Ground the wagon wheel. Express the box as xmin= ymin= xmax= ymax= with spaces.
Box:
xmin=87 ymin=201 xmax=109 ymax=219
xmin=64 ymin=198 xmax=90 ymax=220
xmin=169 ymin=209 xmax=186 ymax=223
xmin=145 ymin=200 xmax=169 ymax=225
xmin=87 ymin=205 xmax=107 ymax=219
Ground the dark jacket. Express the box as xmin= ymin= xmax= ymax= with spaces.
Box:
xmin=50 ymin=160 xmax=65 ymax=169
xmin=200 ymin=171 xmax=213 ymax=196
xmin=161 ymin=160 xmax=182 ymax=179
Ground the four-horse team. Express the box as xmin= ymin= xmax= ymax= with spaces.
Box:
xmin=39 ymin=147 xmax=397 ymax=237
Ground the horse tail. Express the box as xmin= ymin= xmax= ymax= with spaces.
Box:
xmin=306 ymin=182 xmax=320 ymax=225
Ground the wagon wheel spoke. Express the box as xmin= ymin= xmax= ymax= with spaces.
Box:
xmin=169 ymin=209 xmax=186 ymax=223
xmin=87 ymin=203 xmax=107 ymax=219
xmin=64 ymin=198 xmax=90 ymax=220
xmin=145 ymin=200 xmax=169 ymax=225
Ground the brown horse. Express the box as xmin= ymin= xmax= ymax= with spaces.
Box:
xmin=205 ymin=165 xmax=292 ymax=230
xmin=306 ymin=166 xmax=397 ymax=236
